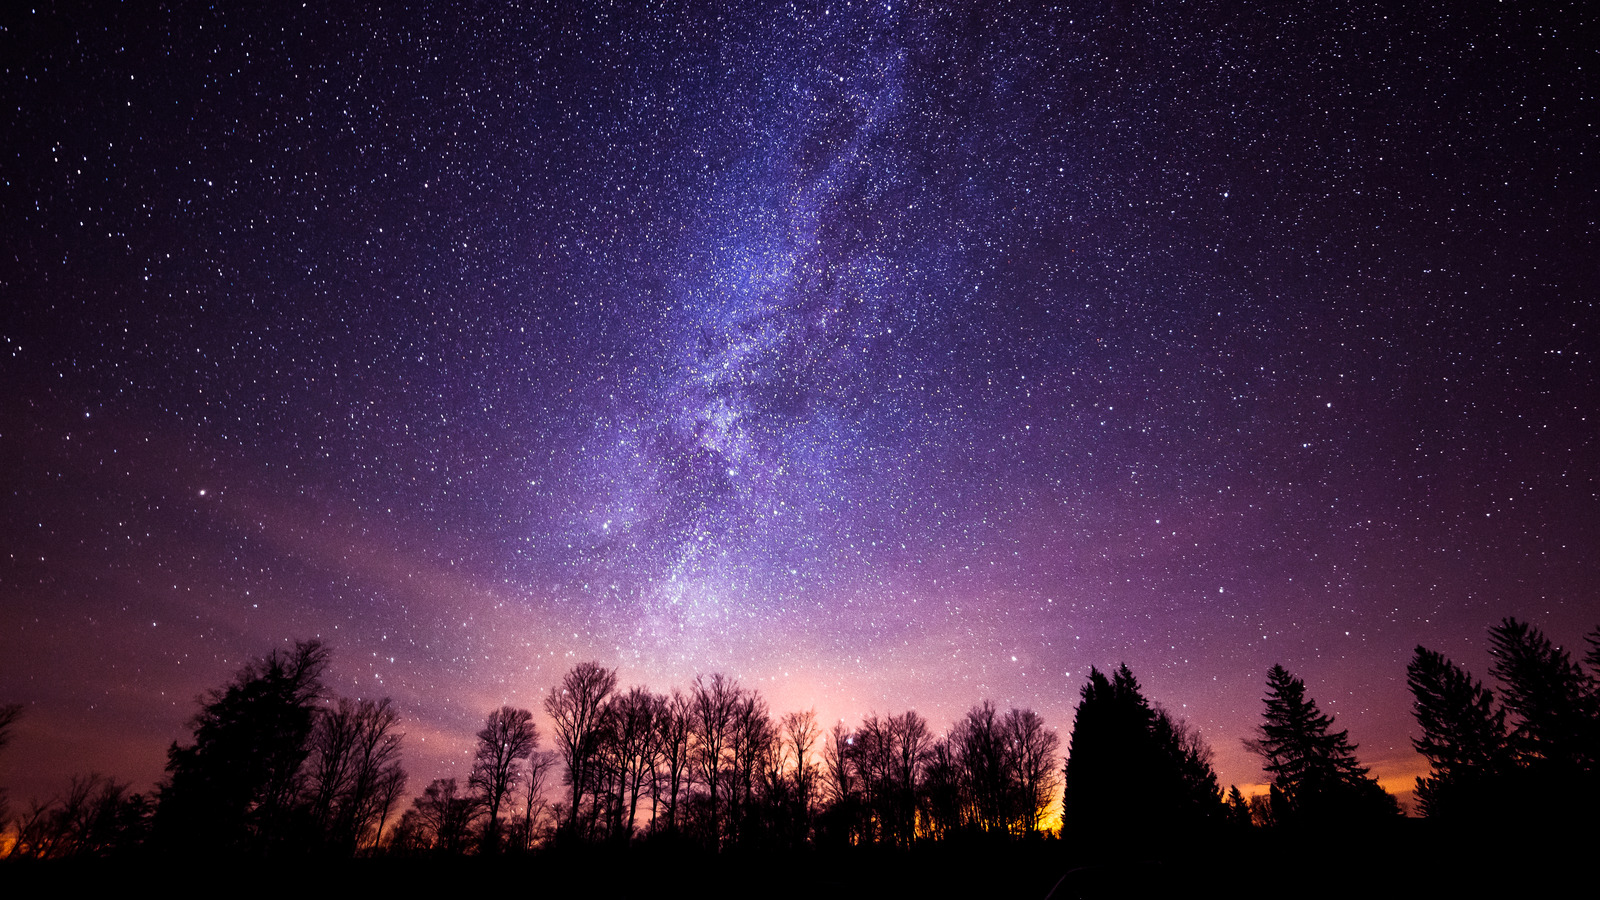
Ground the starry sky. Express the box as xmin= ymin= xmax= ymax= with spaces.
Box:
xmin=2 ymin=1 xmax=1595 ymax=810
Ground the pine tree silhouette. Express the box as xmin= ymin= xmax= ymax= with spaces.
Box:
xmin=1249 ymin=665 xmax=1398 ymax=827
xmin=1407 ymin=646 xmax=1508 ymax=819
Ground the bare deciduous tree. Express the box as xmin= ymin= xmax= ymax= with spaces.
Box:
xmin=954 ymin=700 xmax=1010 ymax=835
xmin=470 ymin=706 xmax=538 ymax=853
xmin=691 ymin=673 xmax=740 ymax=846
xmin=853 ymin=713 xmax=894 ymax=843
xmin=370 ymin=761 xmax=408 ymax=850
xmin=545 ymin=662 xmax=617 ymax=834
xmin=727 ymin=689 xmax=774 ymax=844
xmin=1004 ymin=707 xmax=1060 ymax=835
xmin=0 ymin=703 xmax=19 ymax=845
xmin=608 ymin=686 xmax=661 ymax=841
xmin=781 ymin=709 xmax=820 ymax=837
xmin=887 ymin=711 xmax=932 ymax=845
xmin=921 ymin=737 xmax=965 ymax=840
xmin=409 ymin=777 xmax=482 ymax=855
xmin=822 ymin=720 xmax=856 ymax=808
xmin=819 ymin=719 xmax=868 ymax=845
xmin=8 ymin=773 xmax=142 ymax=859
xmin=0 ymin=703 xmax=20 ymax=755
xmin=306 ymin=696 xmax=407 ymax=854
xmin=655 ymin=688 xmax=694 ymax=834
xmin=510 ymin=749 xmax=559 ymax=851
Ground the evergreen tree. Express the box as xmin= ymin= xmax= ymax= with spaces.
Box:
xmin=1151 ymin=706 xmax=1223 ymax=820
xmin=1406 ymin=646 xmax=1508 ymax=818
xmin=1488 ymin=618 xmax=1598 ymax=772
xmin=1225 ymin=784 xmax=1252 ymax=827
xmin=1483 ymin=618 xmax=1600 ymax=819
xmin=1064 ymin=665 xmax=1221 ymax=839
xmin=155 ymin=640 xmax=330 ymax=854
xmin=1248 ymin=665 xmax=1398 ymax=826
xmin=1064 ymin=667 xmax=1150 ymax=835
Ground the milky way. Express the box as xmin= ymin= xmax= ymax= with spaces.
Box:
xmin=2 ymin=1 xmax=1595 ymax=807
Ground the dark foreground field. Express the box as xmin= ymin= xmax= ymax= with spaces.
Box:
xmin=1 ymin=823 xmax=1582 ymax=899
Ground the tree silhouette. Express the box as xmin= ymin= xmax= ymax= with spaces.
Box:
xmin=1065 ymin=667 xmax=1147 ymax=835
xmin=1488 ymin=618 xmax=1598 ymax=772
xmin=470 ymin=706 xmax=537 ymax=853
xmin=0 ymin=703 xmax=20 ymax=754
xmin=1407 ymin=619 xmax=1600 ymax=822
xmin=1005 ymin=708 xmax=1060 ymax=836
xmin=1248 ymin=664 xmax=1398 ymax=827
xmin=690 ymin=672 xmax=740 ymax=847
xmin=818 ymin=719 xmax=866 ymax=845
xmin=508 ymin=749 xmax=558 ymax=851
xmin=155 ymin=639 xmax=329 ymax=854
xmin=954 ymin=700 xmax=1012 ymax=835
xmin=1225 ymin=785 xmax=1252 ymax=827
xmin=725 ymin=688 xmax=774 ymax=845
xmin=654 ymin=688 xmax=694 ymax=834
xmin=1407 ymin=646 xmax=1508 ymax=819
xmin=0 ymin=703 xmax=20 ymax=839
xmin=888 ymin=711 xmax=933 ymax=844
xmin=625 ymin=688 xmax=668 ymax=841
xmin=1064 ymin=665 xmax=1218 ymax=840
xmin=1150 ymin=709 xmax=1223 ymax=822
xmin=851 ymin=712 xmax=894 ymax=844
xmin=305 ymin=696 xmax=407 ymax=854
xmin=545 ymin=662 xmax=617 ymax=837
xmin=848 ymin=710 xmax=928 ymax=846
xmin=407 ymin=777 xmax=482 ymax=855
xmin=740 ymin=706 xmax=815 ymax=850
xmin=6 ymin=773 xmax=147 ymax=859
xmin=920 ymin=736 xmax=964 ymax=840
xmin=777 ymin=709 xmax=820 ymax=845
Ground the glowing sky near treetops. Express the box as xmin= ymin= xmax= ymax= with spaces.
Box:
xmin=2 ymin=2 xmax=1595 ymax=811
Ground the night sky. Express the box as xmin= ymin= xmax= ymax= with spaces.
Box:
xmin=3 ymin=1 xmax=1595 ymax=811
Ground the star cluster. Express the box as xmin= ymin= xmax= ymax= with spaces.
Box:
xmin=2 ymin=1 xmax=1595 ymax=806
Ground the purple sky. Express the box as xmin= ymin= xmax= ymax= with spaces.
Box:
xmin=3 ymin=1 xmax=1595 ymax=812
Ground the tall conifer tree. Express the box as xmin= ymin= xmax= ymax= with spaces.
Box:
xmin=1407 ymin=647 xmax=1507 ymax=818
xmin=1065 ymin=664 xmax=1221 ymax=838
xmin=1249 ymin=665 xmax=1397 ymax=826
xmin=1488 ymin=618 xmax=1598 ymax=771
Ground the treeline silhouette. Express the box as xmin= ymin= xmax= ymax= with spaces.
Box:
xmin=2 ymin=617 xmax=1598 ymax=877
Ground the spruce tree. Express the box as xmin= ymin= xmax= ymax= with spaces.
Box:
xmin=1484 ymin=618 xmax=1600 ymax=819
xmin=1064 ymin=666 xmax=1154 ymax=835
xmin=1064 ymin=664 xmax=1222 ymax=839
xmin=1249 ymin=665 xmax=1398 ymax=826
xmin=1487 ymin=618 xmax=1598 ymax=772
xmin=1407 ymin=646 xmax=1507 ymax=818
xmin=1225 ymin=784 xmax=1252 ymax=827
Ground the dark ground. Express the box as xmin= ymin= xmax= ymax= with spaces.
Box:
xmin=0 ymin=822 xmax=1582 ymax=899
